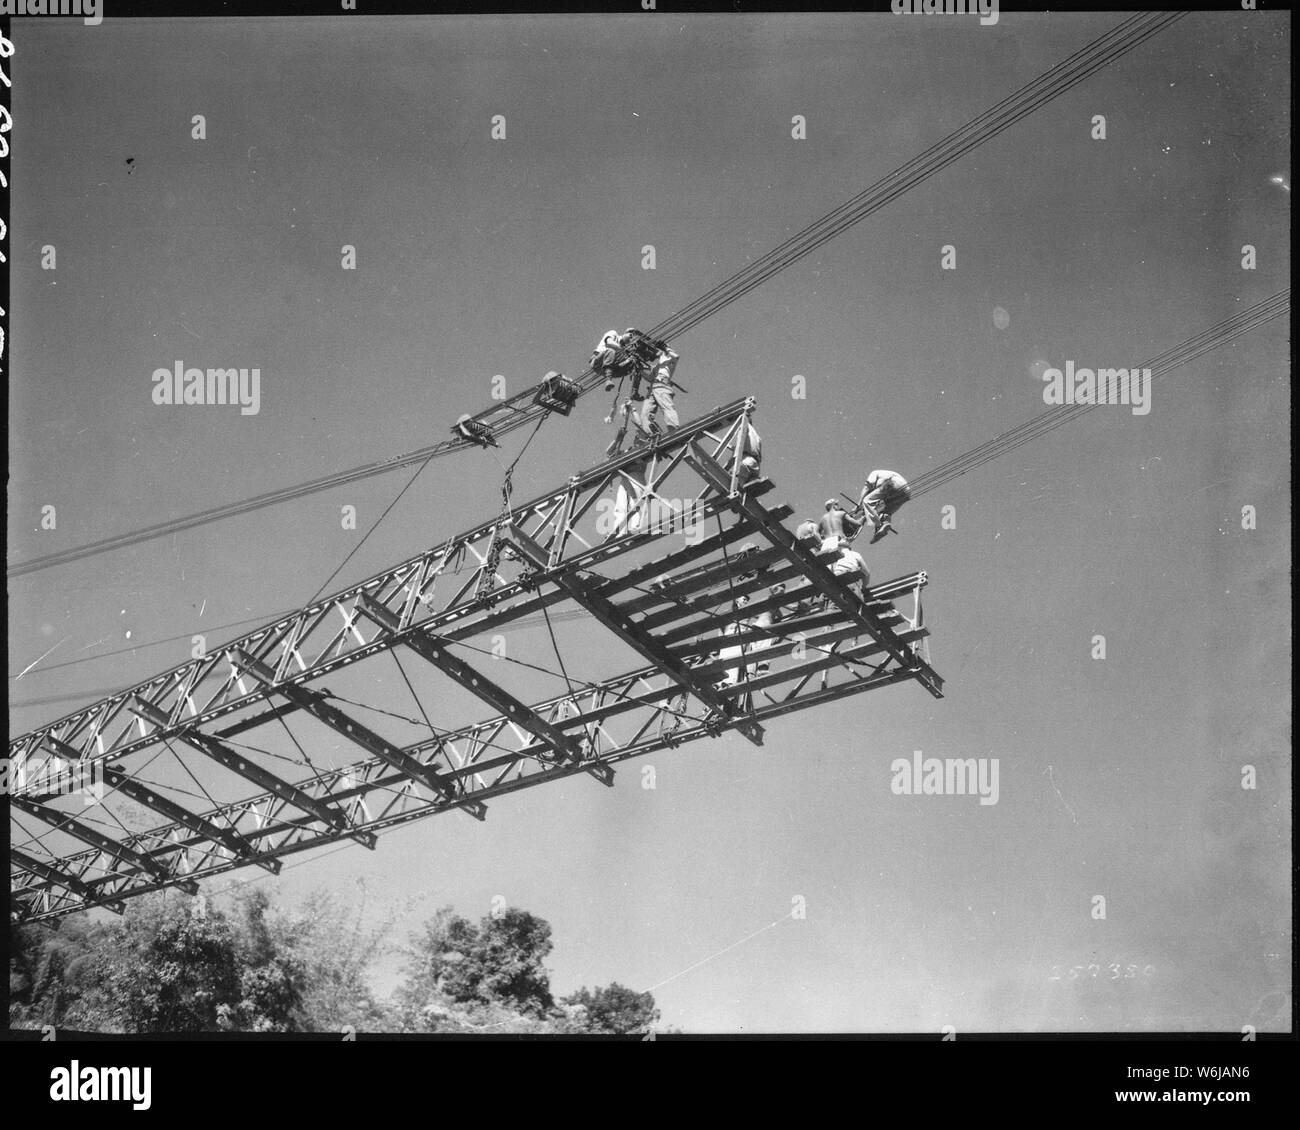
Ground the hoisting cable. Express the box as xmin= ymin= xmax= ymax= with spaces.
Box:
xmin=909 ymin=289 xmax=1290 ymax=500
xmin=7 ymin=13 xmax=1185 ymax=580
xmin=308 ymin=452 xmax=440 ymax=604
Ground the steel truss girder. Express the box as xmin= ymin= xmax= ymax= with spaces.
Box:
xmin=11 ymin=396 xmax=942 ymax=923
xmin=11 ymin=848 xmax=126 ymax=916
xmin=10 ymin=795 xmax=199 ymax=894
xmin=9 ymin=399 xmax=761 ymax=774
xmin=101 ymin=765 xmax=281 ymax=875
xmin=11 ymin=565 xmax=933 ymax=923
xmin=11 ymin=603 xmax=929 ymax=922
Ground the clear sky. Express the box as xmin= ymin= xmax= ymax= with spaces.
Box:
xmin=8 ymin=11 xmax=1291 ymax=1032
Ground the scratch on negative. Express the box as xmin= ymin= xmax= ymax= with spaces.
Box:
xmin=1045 ymin=764 xmax=1078 ymax=825
xmin=15 ymin=637 xmax=69 ymax=679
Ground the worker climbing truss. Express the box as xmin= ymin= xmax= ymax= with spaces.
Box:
xmin=9 ymin=398 xmax=941 ymax=923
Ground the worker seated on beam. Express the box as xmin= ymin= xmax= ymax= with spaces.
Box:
xmin=830 ymin=545 xmax=871 ymax=591
xmin=795 ymin=519 xmax=823 ymax=548
xmin=796 ymin=518 xmax=845 ymax=569
xmin=751 ymin=584 xmax=796 ymax=675
xmin=591 ymin=328 xmax=639 ymax=385
xmin=772 ymin=579 xmax=815 ymax=621
xmin=857 ymin=469 xmax=911 ymax=544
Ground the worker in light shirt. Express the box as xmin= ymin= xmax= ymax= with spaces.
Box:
xmin=637 ymin=345 xmax=684 ymax=438
xmin=857 ymin=469 xmax=911 ymax=544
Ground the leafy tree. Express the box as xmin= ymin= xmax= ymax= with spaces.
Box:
xmin=397 ymin=905 xmax=555 ymax=1025
xmin=223 ymin=888 xmax=304 ymax=1032
xmin=561 ymin=982 xmax=660 ymax=1034
xmin=12 ymin=890 xmax=304 ymax=1033
xmin=123 ymin=896 xmax=241 ymax=1031
xmin=9 ymin=915 xmax=107 ymax=1029
xmin=270 ymin=884 xmax=399 ymax=1033
xmin=474 ymin=906 xmax=555 ymax=1014
xmin=10 ymin=886 xmax=659 ymax=1036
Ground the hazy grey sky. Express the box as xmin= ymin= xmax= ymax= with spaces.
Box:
xmin=8 ymin=12 xmax=1291 ymax=1031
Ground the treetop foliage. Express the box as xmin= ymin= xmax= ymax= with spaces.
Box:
xmin=10 ymin=887 xmax=658 ymax=1036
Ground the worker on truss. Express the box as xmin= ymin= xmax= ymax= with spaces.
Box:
xmin=595 ymin=327 xmax=673 ymax=455
xmin=736 ymin=420 xmax=762 ymax=485
xmin=857 ymin=469 xmax=911 ymax=544
xmin=591 ymin=328 xmax=640 ymax=385
xmin=637 ymin=343 xmax=684 ymax=440
xmin=604 ymin=450 xmax=652 ymax=540
xmin=715 ymin=592 xmax=777 ymax=689
xmin=831 ymin=545 xmax=871 ymax=591
xmin=818 ymin=498 xmax=862 ymax=546
xmin=817 ymin=500 xmax=871 ymax=590
xmin=793 ymin=512 xmax=869 ymax=595
xmin=795 ymin=520 xmax=822 ymax=547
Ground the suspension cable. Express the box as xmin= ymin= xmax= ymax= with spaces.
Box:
xmin=6 ymin=13 xmax=1183 ymax=580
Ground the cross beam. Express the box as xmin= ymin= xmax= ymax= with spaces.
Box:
xmin=10 ymin=794 xmax=198 ymax=892
xmin=11 ymin=848 xmax=126 ymax=915
xmin=357 ymin=593 xmax=584 ymax=763
xmin=685 ymin=442 xmax=944 ymax=699
xmin=130 ymin=697 xmax=374 ymax=846
xmin=232 ymin=651 xmax=487 ymax=821
xmin=101 ymin=765 xmax=281 ymax=874
xmin=504 ymin=524 xmax=765 ymax=746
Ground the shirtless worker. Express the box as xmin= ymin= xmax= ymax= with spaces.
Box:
xmin=816 ymin=500 xmax=871 ymax=590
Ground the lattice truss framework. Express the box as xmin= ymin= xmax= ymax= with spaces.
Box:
xmin=9 ymin=398 xmax=943 ymax=922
